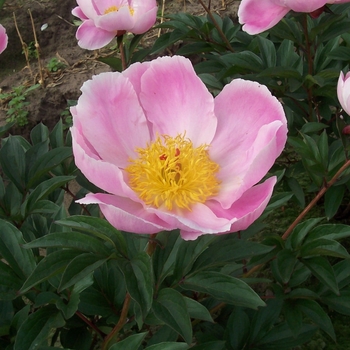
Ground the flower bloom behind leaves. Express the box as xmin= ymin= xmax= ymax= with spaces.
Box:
xmin=72 ymin=0 xmax=157 ymax=50
xmin=338 ymin=71 xmax=350 ymax=115
xmin=238 ymin=0 xmax=350 ymax=35
xmin=71 ymin=56 xmax=288 ymax=240
xmin=0 ymin=24 xmax=8 ymax=54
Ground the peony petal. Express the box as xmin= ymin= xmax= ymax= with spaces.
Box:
xmin=238 ymin=0 xmax=290 ymax=34
xmin=72 ymin=6 xmax=89 ymax=20
xmin=286 ymin=0 xmax=328 ymax=12
xmin=94 ymin=7 xmax=134 ymax=32
xmin=0 ymin=24 xmax=8 ymax=55
xmin=139 ymin=56 xmax=217 ymax=146
xmin=131 ymin=6 xmax=158 ymax=34
xmin=211 ymin=79 xmax=287 ymax=208
xmin=92 ymin=0 xmax=128 ymax=15
xmin=73 ymin=72 xmax=151 ymax=167
xmin=209 ymin=176 xmax=277 ymax=232
xmin=75 ymin=20 xmax=116 ymax=49
xmin=337 ymin=71 xmax=350 ymax=115
xmin=77 ymin=193 xmax=173 ymax=233
xmin=71 ymin=123 xmax=139 ymax=200
xmin=76 ymin=0 xmax=97 ymax=19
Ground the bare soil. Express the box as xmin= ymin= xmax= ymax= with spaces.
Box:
xmin=0 ymin=0 xmax=239 ymax=138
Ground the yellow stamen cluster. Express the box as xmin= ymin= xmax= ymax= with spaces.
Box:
xmin=126 ymin=134 xmax=220 ymax=211
xmin=104 ymin=6 xmax=118 ymax=14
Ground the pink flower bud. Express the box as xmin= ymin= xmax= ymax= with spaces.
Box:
xmin=0 ymin=24 xmax=8 ymax=55
xmin=342 ymin=125 xmax=350 ymax=134
xmin=338 ymin=71 xmax=350 ymax=115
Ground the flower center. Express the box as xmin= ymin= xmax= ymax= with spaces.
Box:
xmin=104 ymin=6 xmax=118 ymax=14
xmin=126 ymin=134 xmax=220 ymax=210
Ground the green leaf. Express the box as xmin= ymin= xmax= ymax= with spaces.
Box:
xmin=324 ymin=185 xmax=345 ymax=219
xmin=225 ymin=307 xmax=250 ymax=349
xmin=0 ymin=260 xmax=23 ymax=300
xmin=30 ymin=123 xmax=49 ymax=145
xmin=302 ymin=256 xmax=339 ymax=295
xmin=0 ymin=219 xmax=36 ymax=279
xmin=283 ymin=301 xmax=303 ymax=337
xmin=182 ymin=271 xmax=265 ymax=309
xmin=273 ymin=249 xmax=297 ymax=284
xmin=321 ymin=289 xmax=350 ymax=316
xmin=297 ymin=299 xmax=336 ymax=341
xmin=98 ymin=57 xmax=122 ymax=72
xmin=27 ymin=147 xmax=72 ymax=187
xmin=14 ymin=306 xmax=65 ymax=350
xmin=190 ymin=341 xmax=226 ymax=350
xmin=0 ymin=135 xmax=26 ymax=192
xmin=58 ymin=253 xmax=107 ymax=291
xmin=109 ymin=333 xmax=147 ymax=350
xmin=23 ymin=231 xmax=112 ymax=256
xmin=49 ymin=119 xmax=64 ymax=149
xmin=288 ymin=218 xmax=324 ymax=249
xmin=20 ymin=250 xmax=82 ymax=293
xmin=256 ymin=36 xmax=276 ymax=68
xmin=56 ymin=216 xmax=127 ymax=255
xmin=300 ymin=238 xmax=349 ymax=259
xmin=183 ymin=297 xmax=213 ymax=323
xmin=145 ymin=343 xmax=188 ymax=350
xmin=22 ymin=176 xmax=74 ymax=216
xmin=152 ymin=288 xmax=192 ymax=345
xmin=120 ymin=252 xmax=153 ymax=320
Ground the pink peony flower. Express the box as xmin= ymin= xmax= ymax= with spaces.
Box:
xmin=72 ymin=0 xmax=157 ymax=50
xmin=338 ymin=71 xmax=350 ymax=115
xmin=0 ymin=24 xmax=8 ymax=55
xmin=238 ymin=0 xmax=350 ymax=35
xmin=71 ymin=56 xmax=287 ymax=240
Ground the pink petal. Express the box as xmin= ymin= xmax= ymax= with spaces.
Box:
xmin=211 ymin=79 xmax=287 ymax=208
xmin=76 ymin=20 xmax=117 ymax=49
xmin=0 ymin=24 xmax=8 ymax=55
xmin=337 ymin=71 xmax=350 ymax=115
xmin=94 ymin=7 xmax=134 ymax=32
xmin=139 ymin=56 xmax=217 ymax=146
xmin=77 ymin=193 xmax=173 ymax=233
xmin=76 ymin=0 xmax=98 ymax=19
xmin=286 ymin=0 xmax=328 ymax=12
xmin=92 ymin=0 xmax=128 ymax=15
xmin=238 ymin=0 xmax=289 ymax=34
xmin=209 ymin=176 xmax=277 ymax=232
xmin=131 ymin=5 xmax=158 ymax=34
xmin=72 ymin=6 xmax=88 ymax=20
xmin=71 ymin=123 xmax=138 ymax=200
xmin=73 ymin=72 xmax=151 ymax=167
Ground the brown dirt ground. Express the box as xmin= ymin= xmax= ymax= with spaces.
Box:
xmin=0 ymin=0 xmax=239 ymax=138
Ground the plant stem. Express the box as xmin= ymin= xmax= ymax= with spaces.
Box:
xmin=76 ymin=311 xmax=105 ymax=338
xmin=119 ymin=37 xmax=127 ymax=71
xmin=197 ymin=0 xmax=234 ymax=53
xmin=281 ymin=158 xmax=350 ymax=240
xmin=101 ymin=293 xmax=131 ymax=350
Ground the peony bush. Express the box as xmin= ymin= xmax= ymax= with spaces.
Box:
xmin=2 ymin=0 xmax=350 ymax=349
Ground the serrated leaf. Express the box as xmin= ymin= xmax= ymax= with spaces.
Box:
xmin=182 ymin=271 xmax=265 ymax=309
xmin=152 ymin=288 xmax=192 ymax=345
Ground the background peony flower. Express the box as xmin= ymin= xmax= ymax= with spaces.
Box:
xmin=238 ymin=0 xmax=350 ymax=35
xmin=72 ymin=0 xmax=157 ymax=50
xmin=0 ymin=24 xmax=8 ymax=55
xmin=338 ymin=71 xmax=350 ymax=115
xmin=71 ymin=56 xmax=288 ymax=240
